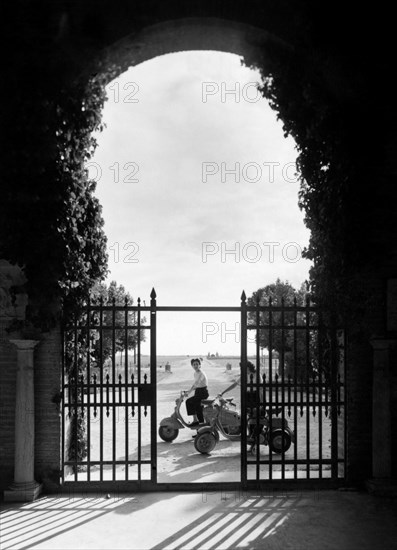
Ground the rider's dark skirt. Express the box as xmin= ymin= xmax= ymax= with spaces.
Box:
xmin=186 ymin=387 xmax=209 ymax=423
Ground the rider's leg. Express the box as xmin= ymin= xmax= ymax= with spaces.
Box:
xmin=196 ymin=405 xmax=204 ymax=423
xmin=196 ymin=387 xmax=209 ymax=423
xmin=186 ymin=396 xmax=199 ymax=425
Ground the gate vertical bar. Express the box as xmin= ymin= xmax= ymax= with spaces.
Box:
xmin=86 ymin=300 xmax=91 ymax=482
xmin=150 ymin=288 xmax=157 ymax=484
xmin=318 ymin=309 xmax=324 ymax=479
xmin=124 ymin=298 xmax=129 ymax=481
xmin=240 ymin=291 xmax=247 ymax=486
xmin=73 ymin=313 xmax=78 ymax=480
xmin=281 ymin=297 xmax=286 ymax=480
xmin=61 ymin=315 xmax=65 ymax=484
xmin=255 ymin=294 xmax=260 ymax=480
xmin=330 ymin=320 xmax=338 ymax=479
xmin=112 ymin=297 xmax=116 ymax=481
xmin=305 ymin=295 xmax=311 ymax=478
xmin=137 ymin=297 xmax=142 ymax=482
xmin=268 ymin=297 xmax=273 ymax=480
xmin=293 ymin=297 xmax=298 ymax=479
xmin=99 ymin=297 xmax=104 ymax=482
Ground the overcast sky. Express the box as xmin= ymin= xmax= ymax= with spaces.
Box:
xmin=88 ymin=51 xmax=311 ymax=355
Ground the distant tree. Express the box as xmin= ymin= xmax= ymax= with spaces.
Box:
xmin=247 ymin=279 xmax=317 ymax=378
xmin=89 ymin=280 xmax=146 ymax=369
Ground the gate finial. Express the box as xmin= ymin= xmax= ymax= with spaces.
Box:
xmin=241 ymin=290 xmax=246 ymax=303
xmin=150 ymin=288 xmax=157 ymax=299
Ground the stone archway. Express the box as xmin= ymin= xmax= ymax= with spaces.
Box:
xmin=91 ymin=17 xmax=289 ymax=81
xmin=2 ymin=2 xmax=397 ymax=496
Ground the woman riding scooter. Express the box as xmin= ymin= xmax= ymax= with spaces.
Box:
xmin=185 ymin=358 xmax=209 ymax=427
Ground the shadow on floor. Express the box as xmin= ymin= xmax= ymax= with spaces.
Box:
xmin=0 ymin=492 xmax=175 ymax=550
xmin=1 ymin=490 xmax=397 ymax=550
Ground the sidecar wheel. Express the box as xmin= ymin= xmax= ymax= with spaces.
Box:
xmin=269 ymin=430 xmax=291 ymax=454
xmin=194 ymin=432 xmax=217 ymax=454
xmin=159 ymin=426 xmax=179 ymax=442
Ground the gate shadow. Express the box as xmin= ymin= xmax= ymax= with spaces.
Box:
xmin=154 ymin=439 xmax=241 ymax=483
xmin=149 ymin=494 xmax=296 ymax=550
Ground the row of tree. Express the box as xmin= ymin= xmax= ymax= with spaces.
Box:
xmin=247 ymin=278 xmax=332 ymax=380
xmin=66 ymin=277 xmax=329 ymax=382
xmin=89 ymin=280 xmax=145 ymax=368
xmin=65 ymin=280 xmax=145 ymax=378
xmin=87 ymin=278 xmax=328 ymax=379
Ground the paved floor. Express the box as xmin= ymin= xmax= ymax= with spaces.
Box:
xmin=1 ymin=489 xmax=397 ymax=550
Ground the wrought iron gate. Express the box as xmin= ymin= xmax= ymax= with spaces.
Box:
xmin=240 ymin=291 xmax=345 ymax=484
xmin=61 ymin=290 xmax=345 ymax=489
xmin=61 ymin=290 xmax=157 ymax=486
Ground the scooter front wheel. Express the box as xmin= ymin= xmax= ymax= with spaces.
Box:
xmin=269 ymin=430 xmax=291 ymax=454
xmin=159 ymin=426 xmax=179 ymax=442
xmin=194 ymin=432 xmax=217 ymax=454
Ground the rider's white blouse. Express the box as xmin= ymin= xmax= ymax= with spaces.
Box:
xmin=194 ymin=369 xmax=208 ymax=388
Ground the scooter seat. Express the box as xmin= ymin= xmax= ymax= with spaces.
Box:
xmin=201 ymin=399 xmax=214 ymax=405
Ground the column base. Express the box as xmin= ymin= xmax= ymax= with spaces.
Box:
xmin=4 ymin=481 xmax=43 ymax=502
xmin=366 ymin=478 xmax=397 ymax=497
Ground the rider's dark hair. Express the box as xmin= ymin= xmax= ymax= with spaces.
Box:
xmin=191 ymin=358 xmax=201 ymax=366
xmin=239 ymin=361 xmax=256 ymax=373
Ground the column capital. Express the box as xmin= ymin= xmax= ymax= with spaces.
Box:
xmin=369 ymin=336 xmax=397 ymax=351
xmin=9 ymin=339 xmax=40 ymax=350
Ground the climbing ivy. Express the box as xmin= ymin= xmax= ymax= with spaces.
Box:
xmin=243 ymin=31 xmax=379 ymax=326
xmin=0 ymin=67 xmax=115 ymax=328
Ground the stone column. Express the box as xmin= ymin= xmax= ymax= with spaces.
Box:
xmin=4 ymin=339 xmax=42 ymax=502
xmin=366 ymin=337 xmax=397 ymax=495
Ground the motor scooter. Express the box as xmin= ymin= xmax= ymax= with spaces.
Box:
xmin=192 ymin=394 xmax=242 ymax=453
xmin=158 ymin=391 xmax=240 ymax=444
xmin=159 ymin=390 xmax=294 ymax=456
xmin=158 ymin=391 xmax=204 ymax=442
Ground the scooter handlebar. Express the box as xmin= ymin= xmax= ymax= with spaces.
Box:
xmin=215 ymin=394 xmax=236 ymax=407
